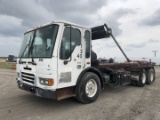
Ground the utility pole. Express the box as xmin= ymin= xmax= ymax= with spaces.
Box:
xmin=152 ymin=50 xmax=158 ymax=57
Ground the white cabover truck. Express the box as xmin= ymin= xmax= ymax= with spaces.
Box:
xmin=17 ymin=21 xmax=155 ymax=104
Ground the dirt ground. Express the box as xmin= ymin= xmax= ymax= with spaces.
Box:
xmin=0 ymin=67 xmax=160 ymax=120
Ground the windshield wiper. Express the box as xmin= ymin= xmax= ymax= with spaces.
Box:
xmin=27 ymin=31 xmax=37 ymax=66
xmin=28 ymin=45 xmax=37 ymax=65
xmin=19 ymin=44 xmax=30 ymax=64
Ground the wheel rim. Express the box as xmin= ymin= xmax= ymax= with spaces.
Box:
xmin=142 ymin=72 xmax=146 ymax=84
xmin=150 ymin=71 xmax=154 ymax=82
xmin=85 ymin=79 xmax=98 ymax=97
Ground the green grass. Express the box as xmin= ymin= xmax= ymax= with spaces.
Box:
xmin=0 ymin=62 xmax=16 ymax=69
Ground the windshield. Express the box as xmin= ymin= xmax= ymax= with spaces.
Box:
xmin=18 ymin=24 xmax=59 ymax=58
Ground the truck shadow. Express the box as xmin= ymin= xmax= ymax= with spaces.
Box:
xmin=12 ymin=84 xmax=145 ymax=118
xmin=18 ymin=93 xmax=82 ymax=110
xmin=18 ymin=84 xmax=137 ymax=108
xmin=101 ymin=84 xmax=137 ymax=94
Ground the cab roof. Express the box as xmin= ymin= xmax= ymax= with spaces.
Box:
xmin=25 ymin=21 xmax=110 ymax=41
xmin=25 ymin=21 xmax=89 ymax=33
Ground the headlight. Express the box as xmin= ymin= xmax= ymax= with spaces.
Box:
xmin=39 ymin=78 xmax=54 ymax=86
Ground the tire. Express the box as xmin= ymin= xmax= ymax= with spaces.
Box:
xmin=76 ymin=72 xmax=101 ymax=104
xmin=136 ymin=70 xmax=146 ymax=87
xmin=146 ymin=69 xmax=155 ymax=85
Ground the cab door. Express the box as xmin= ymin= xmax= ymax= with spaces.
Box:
xmin=57 ymin=25 xmax=85 ymax=88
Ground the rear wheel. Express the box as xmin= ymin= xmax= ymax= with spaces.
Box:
xmin=76 ymin=72 xmax=101 ymax=104
xmin=146 ymin=69 xmax=155 ymax=84
xmin=136 ymin=70 xmax=146 ymax=87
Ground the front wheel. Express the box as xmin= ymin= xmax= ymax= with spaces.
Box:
xmin=76 ymin=72 xmax=101 ymax=104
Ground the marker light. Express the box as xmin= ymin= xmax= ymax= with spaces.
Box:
xmin=48 ymin=79 xmax=54 ymax=86
xmin=39 ymin=78 xmax=54 ymax=86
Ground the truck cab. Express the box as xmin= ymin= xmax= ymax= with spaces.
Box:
xmin=17 ymin=21 xmax=155 ymax=103
xmin=17 ymin=21 xmax=94 ymax=100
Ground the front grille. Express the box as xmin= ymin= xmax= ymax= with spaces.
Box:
xmin=21 ymin=72 xmax=35 ymax=84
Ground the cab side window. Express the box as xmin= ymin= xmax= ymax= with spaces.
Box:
xmin=60 ymin=27 xmax=81 ymax=59
xmin=85 ymin=30 xmax=91 ymax=58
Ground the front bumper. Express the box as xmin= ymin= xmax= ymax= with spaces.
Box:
xmin=17 ymin=81 xmax=56 ymax=99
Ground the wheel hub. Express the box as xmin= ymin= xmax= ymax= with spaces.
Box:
xmin=85 ymin=79 xmax=97 ymax=97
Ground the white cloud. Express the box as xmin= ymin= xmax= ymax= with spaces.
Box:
xmin=0 ymin=15 xmax=22 ymax=28
xmin=0 ymin=0 xmax=160 ymax=58
xmin=0 ymin=15 xmax=24 ymax=36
